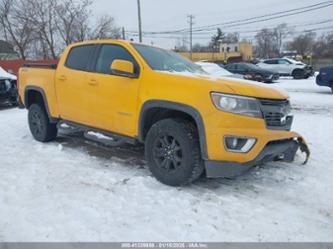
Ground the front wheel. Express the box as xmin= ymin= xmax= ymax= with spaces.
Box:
xmin=292 ymin=69 xmax=305 ymax=79
xmin=145 ymin=119 xmax=204 ymax=186
xmin=28 ymin=104 xmax=58 ymax=142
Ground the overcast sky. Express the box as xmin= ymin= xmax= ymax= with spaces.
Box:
xmin=92 ymin=0 xmax=332 ymax=48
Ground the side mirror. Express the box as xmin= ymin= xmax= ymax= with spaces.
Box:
xmin=110 ymin=59 xmax=135 ymax=78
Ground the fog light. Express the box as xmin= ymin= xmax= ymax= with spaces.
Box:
xmin=224 ymin=136 xmax=256 ymax=153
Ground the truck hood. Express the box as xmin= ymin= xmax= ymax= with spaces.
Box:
xmin=220 ymin=77 xmax=289 ymax=99
xmin=155 ymin=71 xmax=289 ymax=100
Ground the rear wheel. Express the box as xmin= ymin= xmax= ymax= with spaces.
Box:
xmin=28 ymin=104 xmax=58 ymax=142
xmin=145 ymin=119 xmax=204 ymax=186
xmin=292 ymin=69 xmax=305 ymax=79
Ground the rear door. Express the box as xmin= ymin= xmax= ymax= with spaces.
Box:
xmin=261 ymin=60 xmax=279 ymax=71
xmin=55 ymin=44 xmax=97 ymax=124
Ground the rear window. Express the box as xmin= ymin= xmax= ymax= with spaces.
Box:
xmin=65 ymin=45 xmax=95 ymax=71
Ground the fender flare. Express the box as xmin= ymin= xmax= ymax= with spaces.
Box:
xmin=24 ymin=86 xmax=57 ymax=123
xmin=138 ymin=100 xmax=208 ymax=159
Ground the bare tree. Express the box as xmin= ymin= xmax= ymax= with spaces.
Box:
xmin=287 ymin=32 xmax=316 ymax=57
xmin=255 ymin=28 xmax=279 ymax=58
xmin=224 ymin=32 xmax=240 ymax=43
xmin=22 ymin=0 xmax=59 ymax=59
xmin=55 ymin=0 xmax=92 ymax=45
xmin=0 ymin=0 xmax=34 ymax=59
xmin=274 ymin=23 xmax=293 ymax=55
xmin=313 ymin=32 xmax=333 ymax=58
xmin=91 ymin=15 xmax=121 ymax=40
xmin=0 ymin=0 xmax=121 ymax=60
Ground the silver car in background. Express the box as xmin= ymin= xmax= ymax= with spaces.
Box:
xmin=257 ymin=58 xmax=314 ymax=79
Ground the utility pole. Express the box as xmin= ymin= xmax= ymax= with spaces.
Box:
xmin=137 ymin=0 xmax=143 ymax=43
xmin=122 ymin=27 xmax=126 ymax=40
xmin=188 ymin=14 xmax=195 ymax=60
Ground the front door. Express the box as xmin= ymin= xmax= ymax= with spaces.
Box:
xmin=86 ymin=43 xmax=141 ymax=137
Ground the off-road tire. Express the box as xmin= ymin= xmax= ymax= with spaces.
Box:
xmin=292 ymin=69 xmax=305 ymax=79
xmin=28 ymin=103 xmax=58 ymax=142
xmin=145 ymin=118 xmax=204 ymax=186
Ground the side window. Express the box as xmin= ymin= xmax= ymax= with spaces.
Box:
xmin=236 ymin=64 xmax=245 ymax=71
xmin=95 ymin=44 xmax=139 ymax=75
xmin=264 ymin=60 xmax=277 ymax=65
xmin=278 ymin=59 xmax=291 ymax=65
xmin=65 ymin=45 xmax=95 ymax=71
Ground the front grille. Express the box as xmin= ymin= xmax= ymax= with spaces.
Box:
xmin=264 ymin=112 xmax=284 ymax=126
xmin=260 ymin=99 xmax=293 ymax=131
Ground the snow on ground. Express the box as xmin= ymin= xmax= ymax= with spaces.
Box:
xmin=0 ymin=77 xmax=333 ymax=242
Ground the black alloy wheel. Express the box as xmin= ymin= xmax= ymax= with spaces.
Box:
xmin=153 ymin=134 xmax=183 ymax=172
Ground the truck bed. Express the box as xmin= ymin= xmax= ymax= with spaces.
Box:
xmin=19 ymin=65 xmax=58 ymax=116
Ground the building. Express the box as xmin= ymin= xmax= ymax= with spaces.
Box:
xmin=178 ymin=42 xmax=253 ymax=63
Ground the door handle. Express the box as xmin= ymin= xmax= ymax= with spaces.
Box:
xmin=88 ymin=79 xmax=99 ymax=86
xmin=58 ymin=75 xmax=67 ymax=81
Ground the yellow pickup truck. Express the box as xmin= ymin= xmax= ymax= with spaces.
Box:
xmin=18 ymin=40 xmax=310 ymax=186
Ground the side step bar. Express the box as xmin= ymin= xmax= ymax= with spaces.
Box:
xmin=58 ymin=121 xmax=138 ymax=147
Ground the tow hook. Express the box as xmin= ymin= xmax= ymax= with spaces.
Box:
xmin=297 ymin=137 xmax=310 ymax=165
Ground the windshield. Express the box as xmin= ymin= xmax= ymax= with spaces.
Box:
xmin=286 ymin=58 xmax=304 ymax=64
xmin=133 ymin=44 xmax=205 ymax=74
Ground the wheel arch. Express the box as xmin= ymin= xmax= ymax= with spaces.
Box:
xmin=138 ymin=100 xmax=208 ymax=159
xmin=24 ymin=86 xmax=57 ymax=123
xmin=292 ymin=67 xmax=305 ymax=74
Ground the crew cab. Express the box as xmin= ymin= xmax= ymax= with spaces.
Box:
xmin=257 ymin=58 xmax=314 ymax=79
xmin=18 ymin=40 xmax=310 ymax=186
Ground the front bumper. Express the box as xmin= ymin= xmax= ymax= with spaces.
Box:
xmin=0 ymin=92 xmax=11 ymax=104
xmin=205 ymin=137 xmax=309 ymax=178
xmin=0 ymin=88 xmax=18 ymax=105
xmin=305 ymin=66 xmax=314 ymax=77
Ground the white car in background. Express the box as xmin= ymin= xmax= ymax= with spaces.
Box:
xmin=196 ymin=61 xmax=244 ymax=79
xmin=257 ymin=58 xmax=314 ymax=79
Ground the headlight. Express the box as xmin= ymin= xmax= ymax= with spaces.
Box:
xmin=211 ymin=93 xmax=262 ymax=118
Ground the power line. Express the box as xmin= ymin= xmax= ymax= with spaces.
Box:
xmin=126 ymin=1 xmax=333 ymax=35
xmin=190 ymin=1 xmax=333 ymax=32
xmin=131 ymin=26 xmax=333 ymax=40
xmin=192 ymin=2 xmax=333 ymax=32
